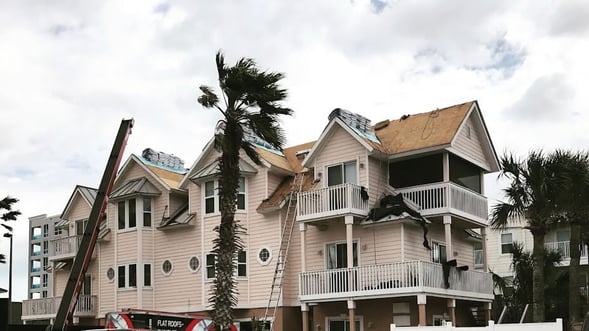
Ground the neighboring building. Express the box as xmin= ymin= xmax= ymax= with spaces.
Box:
xmin=27 ymin=214 xmax=62 ymax=302
xmin=22 ymin=100 xmax=500 ymax=329
xmin=487 ymin=219 xmax=589 ymax=313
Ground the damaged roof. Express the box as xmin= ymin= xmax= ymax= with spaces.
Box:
xmin=373 ymin=101 xmax=474 ymax=155
xmin=257 ymin=172 xmax=317 ymax=212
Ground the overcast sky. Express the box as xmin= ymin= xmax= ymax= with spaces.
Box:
xmin=1 ymin=0 xmax=588 ymax=302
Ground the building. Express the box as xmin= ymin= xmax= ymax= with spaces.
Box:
xmin=27 ymin=214 xmax=62 ymax=302
xmin=22 ymin=100 xmax=499 ymax=330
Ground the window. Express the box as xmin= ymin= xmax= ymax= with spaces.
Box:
xmin=392 ymin=302 xmax=411 ymax=327
xmin=43 ymin=224 xmax=49 ymax=237
xmin=118 ymin=199 xmax=137 ymax=230
xmin=144 ymin=264 xmax=152 ymax=287
xmin=129 ymin=264 xmax=137 ymax=287
xmin=118 ymin=264 xmax=137 ymax=289
xmin=206 ymin=254 xmax=216 ymax=279
xmin=42 ymin=290 xmax=48 ymax=298
xmin=118 ymin=266 xmax=125 ymax=288
xmin=327 ymin=318 xmax=361 ymax=331
xmin=501 ymin=233 xmax=514 ymax=254
xmin=237 ymin=250 xmax=247 ymax=277
xmin=43 ymin=257 xmax=48 ymax=268
xmin=143 ymin=198 xmax=152 ymax=227
xmin=237 ymin=177 xmax=246 ymax=210
xmin=81 ymin=274 xmax=91 ymax=295
xmin=205 ymin=181 xmax=216 ymax=214
xmin=327 ymin=161 xmax=357 ymax=186
xmin=162 ymin=260 xmax=173 ymax=275
xmin=43 ymin=241 xmax=48 ymax=254
xmin=107 ymin=268 xmax=115 ymax=281
xmin=189 ymin=257 xmax=200 ymax=272
xmin=474 ymin=242 xmax=483 ymax=268
xmin=204 ymin=177 xmax=247 ymax=214
xmin=42 ymin=274 xmax=48 ymax=288
xmin=432 ymin=241 xmax=447 ymax=264
xmin=326 ymin=242 xmax=358 ymax=269
xmin=258 ymin=247 xmax=272 ymax=265
xmin=54 ymin=226 xmax=63 ymax=236
xmin=76 ymin=219 xmax=88 ymax=236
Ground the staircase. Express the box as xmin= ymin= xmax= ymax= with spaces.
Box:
xmin=263 ymin=173 xmax=306 ymax=330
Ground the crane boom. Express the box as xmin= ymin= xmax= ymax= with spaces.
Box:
xmin=52 ymin=119 xmax=134 ymax=331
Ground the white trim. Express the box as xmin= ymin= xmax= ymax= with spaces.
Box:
xmin=303 ymin=118 xmax=373 ymax=168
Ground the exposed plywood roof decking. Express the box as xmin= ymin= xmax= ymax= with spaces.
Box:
xmin=146 ymin=165 xmax=185 ymax=189
xmin=374 ymin=101 xmax=473 ymax=155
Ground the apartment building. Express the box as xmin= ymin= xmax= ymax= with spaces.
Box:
xmin=27 ymin=214 xmax=62 ymax=302
xmin=22 ymin=100 xmax=499 ymax=330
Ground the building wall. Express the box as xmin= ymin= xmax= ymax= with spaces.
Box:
xmin=453 ymin=113 xmax=488 ymax=167
xmin=313 ymin=124 xmax=368 ymax=187
xmin=486 ymin=219 xmax=532 ymax=277
xmin=28 ymin=214 xmax=61 ymax=299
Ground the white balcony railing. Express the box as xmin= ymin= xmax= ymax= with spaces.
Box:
xmin=22 ymin=295 xmax=97 ymax=319
xmin=50 ymin=235 xmax=82 ymax=260
xmin=545 ymin=241 xmax=588 ymax=259
xmin=297 ymin=183 xmax=370 ymax=221
xmin=299 ymin=260 xmax=494 ymax=301
xmin=397 ymin=182 xmax=488 ymax=223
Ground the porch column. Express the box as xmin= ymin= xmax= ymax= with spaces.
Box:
xmin=301 ymin=303 xmax=309 ymax=331
xmin=348 ymin=299 xmax=356 ymax=331
xmin=300 ymin=223 xmax=307 ymax=272
xmin=444 ymin=216 xmax=453 ymax=260
xmin=345 ymin=216 xmax=354 ymax=268
xmin=443 ymin=152 xmax=450 ymax=181
xmin=417 ymin=294 xmax=427 ymax=326
xmin=447 ymin=299 xmax=456 ymax=326
xmin=484 ymin=302 xmax=492 ymax=323
xmin=481 ymin=227 xmax=488 ymax=272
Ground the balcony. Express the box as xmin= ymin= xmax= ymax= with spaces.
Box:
xmin=545 ymin=241 xmax=588 ymax=266
xmin=22 ymin=295 xmax=98 ymax=320
xmin=299 ymin=261 xmax=494 ymax=302
xmin=49 ymin=235 xmax=81 ymax=261
xmin=297 ymin=183 xmax=370 ymax=222
xmin=396 ymin=182 xmax=488 ymax=224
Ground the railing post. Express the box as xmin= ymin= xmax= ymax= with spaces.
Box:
xmin=418 ymin=261 xmax=423 ymax=288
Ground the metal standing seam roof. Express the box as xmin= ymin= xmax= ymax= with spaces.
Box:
xmin=190 ymin=158 xmax=258 ymax=180
xmin=110 ymin=177 xmax=161 ymax=200
xmin=158 ymin=204 xmax=194 ymax=228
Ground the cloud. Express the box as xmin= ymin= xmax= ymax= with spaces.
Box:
xmin=549 ymin=0 xmax=589 ymax=36
xmin=506 ymin=74 xmax=574 ymax=122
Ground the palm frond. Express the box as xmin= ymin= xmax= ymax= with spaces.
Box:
xmin=198 ymin=85 xmax=220 ymax=109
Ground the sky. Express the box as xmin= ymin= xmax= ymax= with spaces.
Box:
xmin=1 ymin=0 xmax=588 ymax=302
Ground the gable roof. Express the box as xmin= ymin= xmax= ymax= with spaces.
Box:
xmin=374 ymin=101 xmax=473 ymax=155
xmin=60 ymin=185 xmax=98 ymax=220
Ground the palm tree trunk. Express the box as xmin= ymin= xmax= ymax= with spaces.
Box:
xmin=569 ymin=222 xmax=581 ymax=325
xmin=532 ymin=232 xmax=545 ymax=322
xmin=213 ymin=117 xmax=243 ymax=331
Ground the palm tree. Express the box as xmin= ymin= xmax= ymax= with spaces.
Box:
xmin=197 ymin=51 xmax=293 ymax=330
xmin=1 ymin=196 xmax=20 ymax=263
xmin=549 ymin=150 xmax=589 ymax=325
xmin=490 ymin=151 xmax=560 ymax=322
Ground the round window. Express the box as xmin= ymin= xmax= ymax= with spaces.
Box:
xmin=258 ymin=247 xmax=272 ymax=265
xmin=162 ymin=260 xmax=173 ymax=275
xmin=188 ymin=256 xmax=200 ymax=272
xmin=106 ymin=267 xmax=115 ymax=281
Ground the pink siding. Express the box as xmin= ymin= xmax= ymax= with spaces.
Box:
xmin=314 ymin=125 xmax=368 ymax=187
xmin=453 ymin=115 xmax=488 ymax=167
xmin=367 ymin=156 xmax=389 ymax=207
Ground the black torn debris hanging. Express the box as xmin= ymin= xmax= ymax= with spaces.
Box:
xmin=364 ymin=193 xmax=431 ymax=250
